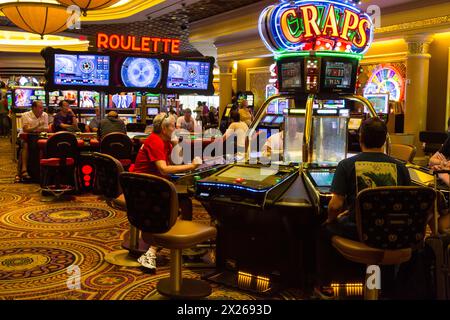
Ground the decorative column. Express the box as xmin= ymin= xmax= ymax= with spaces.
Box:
xmin=218 ymin=62 xmax=233 ymax=122
xmin=404 ymin=34 xmax=433 ymax=159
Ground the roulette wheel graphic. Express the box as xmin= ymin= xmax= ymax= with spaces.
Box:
xmin=79 ymin=59 xmax=95 ymax=74
xmin=121 ymin=58 xmax=161 ymax=88
xmin=364 ymin=66 xmax=404 ymax=102
xmin=188 ymin=66 xmax=197 ymax=79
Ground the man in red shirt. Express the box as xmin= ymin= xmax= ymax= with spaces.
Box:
xmin=133 ymin=113 xmax=201 ymax=271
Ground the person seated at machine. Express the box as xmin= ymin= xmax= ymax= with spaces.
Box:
xmin=315 ymin=117 xmax=412 ymax=299
xmin=429 ymin=136 xmax=450 ymax=186
xmin=87 ymin=107 xmax=101 ymax=133
xmin=262 ymin=121 xmax=303 ymax=159
xmin=53 ymin=100 xmax=78 ymax=133
xmin=133 ymin=112 xmax=202 ymax=271
xmin=16 ymin=100 xmax=48 ymax=182
xmin=223 ymin=110 xmax=249 ymax=158
xmin=97 ymin=111 xmax=127 ymax=139
xmin=176 ymin=108 xmax=196 ymax=132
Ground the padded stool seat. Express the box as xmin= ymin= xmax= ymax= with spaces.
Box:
xmin=144 ymin=220 xmax=217 ymax=249
xmin=40 ymin=158 xmax=75 ymax=167
xmin=332 ymin=236 xmax=412 ymax=266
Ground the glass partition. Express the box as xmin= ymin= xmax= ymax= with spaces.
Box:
xmin=311 ymin=116 xmax=348 ymax=166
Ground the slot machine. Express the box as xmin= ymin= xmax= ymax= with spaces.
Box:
xmin=195 ymin=0 xmax=378 ymax=293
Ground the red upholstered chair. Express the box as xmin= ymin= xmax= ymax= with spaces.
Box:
xmin=40 ymin=132 xmax=79 ymax=199
xmin=100 ymin=133 xmax=133 ymax=170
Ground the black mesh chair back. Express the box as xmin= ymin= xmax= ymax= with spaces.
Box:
xmin=120 ymin=172 xmax=178 ymax=234
xmin=45 ymin=132 xmax=78 ymax=160
xmin=126 ymin=123 xmax=147 ymax=133
xmin=419 ymin=131 xmax=448 ymax=154
xmin=356 ymin=186 xmax=435 ymax=250
xmin=93 ymin=152 xmax=124 ymax=199
xmin=100 ymin=133 xmax=133 ymax=160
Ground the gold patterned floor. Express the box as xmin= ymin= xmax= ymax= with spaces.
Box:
xmin=0 ymin=137 xmax=304 ymax=300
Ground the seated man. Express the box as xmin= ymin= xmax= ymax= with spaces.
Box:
xmin=98 ymin=111 xmax=126 ymax=139
xmin=87 ymin=107 xmax=101 ymax=133
xmin=176 ymin=108 xmax=195 ymax=132
xmin=16 ymin=100 xmax=48 ymax=182
xmin=429 ymin=136 xmax=450 ymax=185
xmin=133 ymin=113 xmax=201 ymax=271
xmin=223 ymin=111 xmax=248 ymax=158
xmin=315 ymin=117 xmax=411 ymax=298
xmin=262 ymin=121 xmax=303 ymax=159
xmin=53 ymin=100 xmax=78 ymax=132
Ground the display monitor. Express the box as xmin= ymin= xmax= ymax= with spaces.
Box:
xmin=108 ymin=93 xmax=137 ymax=109
xmin=365 ymin=94 xmax=389 ymax=114
xmin=279 ymin=61 xmax=303 ymax=90
xmin=166 ymin=60 xmax=211 ymax=90
xmin=146 ymin=94 xmax=160 ymax=105
xmin=262 ymin=115 xmax=275 ymax=123
xmin=218 ymin=166 xmax=278 ymax=182
xmin=267 ymin=101 xmax=277 ymax=114
xmin=408 ymin=168 xmax=434 ymax=185
xmin=348 ymin=118 xmax=363 ymax=130
xmin=273 ymin=116 xmax=284 ymax=124
xmin=54 ymin=54 xmax=110 ymax=87
xmin=48 ymin=91 xmax=64 ymax=107
xmin=14 ymin=88 xmax=45 ymax=107
xmin=309 ymin=171 xmax=335 ymax=187
xmin=320 ymin=58 xmax=358 ymax=93
xmin=120 ymin=57 xmax=162 ymax=89
xmin=62 ymin=90 xmax=78 ymax=107
xmin=278 ymin=100 xmax=288 ymax=113
xmin=79 ymin=91 xmax=99 ymax=108
xmin=147 ymin=107 xmax=159 ymax=116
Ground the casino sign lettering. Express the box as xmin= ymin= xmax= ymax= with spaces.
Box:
xmin=259 ymin=0 xmax=374 ymax=56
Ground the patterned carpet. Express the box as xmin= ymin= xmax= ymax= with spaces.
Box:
xmin=0 ymin=137 xmax=304 ymax=300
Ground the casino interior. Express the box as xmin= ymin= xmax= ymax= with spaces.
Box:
xmin=0 ymin=0 xmax=449 ymax=301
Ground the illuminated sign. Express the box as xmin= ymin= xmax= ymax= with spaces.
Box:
xmin=259 ymin=0 xmax=374 ymax=57
xmin=364 ymin=65 xmax=405 ymax=102
xmin=96 ymin=33 xmax=180 ymax=54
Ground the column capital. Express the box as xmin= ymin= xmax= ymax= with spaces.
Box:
xmin=405 ymin=34 xmax=434 ymax=55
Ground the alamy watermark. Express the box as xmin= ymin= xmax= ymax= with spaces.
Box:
xmin=67 ymin=5 xmax=81 ymax=30
xmin=67 ymin=265 xmax=81 ymax=290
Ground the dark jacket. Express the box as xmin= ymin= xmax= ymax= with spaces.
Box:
xmin=98 ymin=116 xmax=126 ymax=139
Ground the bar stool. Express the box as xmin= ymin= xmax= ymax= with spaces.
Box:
xmin=331 ymin=186 xmax=435 ymax=299
xmin=100 ymin=133 xmax=133 ymax=170
xmin=40 ymin=132 xmax=78 ymax=200
xmin=120 ymin=172 xmax=217 ymax=299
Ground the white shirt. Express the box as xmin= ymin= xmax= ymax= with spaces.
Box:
xmin=224 ymin=121 xmax=249 ymax=148
xmin=177 ymin=116 xmax=196 ymax=132
xmin=21 ymin=110 xmax=48 ymax=133
xmin=263 ymin=131 xmax=303 ymax=156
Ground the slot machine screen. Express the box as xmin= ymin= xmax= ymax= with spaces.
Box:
xmin=348 ymin=118 xmax=363 ymax=130
xmin=166 ymin=60 xmax=211 ymax=90
xmin=321 ymin=58 xmax=358 ymax=93
xmin=365 ymin=94 xmax=389 ymax=114
xmin=120 ymin=57 xmax=162 ymax=89
xmin=54 ymin=54 xmax=110 ymax=87
xmin=279 ymin=61 xmax=303 ymax=90
xmin=147 ymin=107 xmax=159 ymax=116
xmin=267 ymin=101 xmax=277 ymax=114
xmin=278 ymin=100 xmax=287 ymax=114
xmin=309 ymin=171 xmax=335 ymax=187
xmin=273 ymin=116 xmax=284 ymax=124
xmin=146 ymin=94 xmax=160 ymax=104
xmin=79 ymin=91 xmax=99 ymax=108
xmin=108 ymin=93 xmax=137 ymax=109
xmin=262 ymin=115 xmax=275 ymax=123
xmin=218 ymin=166 xmax=277 ymax=182
xmin=14 ymin=89 xmax=45 ymax=107
xmin=62 ymin=90 xmax=78 ymax=107
xmin=48 ymin=91 xmax=65 ymax=107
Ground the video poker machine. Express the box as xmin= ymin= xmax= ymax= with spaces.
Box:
xmin=195 ymin=0 xmax=379 ymax=294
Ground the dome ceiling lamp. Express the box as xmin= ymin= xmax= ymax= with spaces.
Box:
xmin=0 ymin=1 xmax=74 ymax=39
xmin=55 ymin=0 xmax=121 ymax=16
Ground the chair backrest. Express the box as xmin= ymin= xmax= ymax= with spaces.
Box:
xmin=100 ymin=132 xmax=133 ymax=160
xmin=93 ymin=152 xmax=124 ymax=199
xmin=126 ymin=123 xmax=147 ymax=133
xmin=390 ymin=143 xmax=416 ymax=163
xmin=46 ymin=132 xmax=78 ymax=159
xmin=120 ymin=172 xmax=178 ymax=233
xmin=356 ymin=186 xmax=435 ymax=250
xmin=419 ymin=131 xmax=448 ymax=144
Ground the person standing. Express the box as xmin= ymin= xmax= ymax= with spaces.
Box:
xmin=176 ymin=108 xmax=196 ymax=132
xmin=239 ymin=99 xmax=253 ymax=127
xmin=0 ymin=92 xmax=9 ymax=137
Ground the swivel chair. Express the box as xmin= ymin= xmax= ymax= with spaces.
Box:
xmin=100 ymin=133 xmax=133 ymax=170
xmin=93 ymin=152 xmax=147 ymax=267
xmin=40 ymin=132 xmax=78 ymax=200
xmin=120 ymin=172 xmax=217 ymax=299
xmin=389 ymin=143 xmax=416 ymax=163
xmin=331 ymin=186 xmax=435 ymax=300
